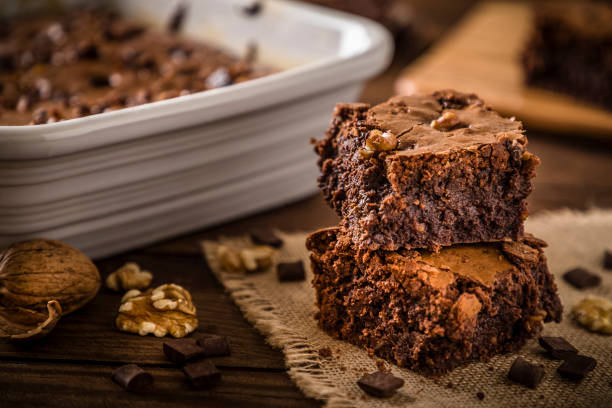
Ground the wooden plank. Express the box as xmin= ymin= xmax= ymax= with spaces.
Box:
xmin=395 ymin=2 xmax=612 ymax=138
xmin=0 ymin=253 xmax=285 ymax=370
xmin=0 ymin=361 xmax=320 ymax=408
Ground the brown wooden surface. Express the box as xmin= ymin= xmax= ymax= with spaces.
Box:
xmin=395 ymin=2 xmax=612 ymax=138
xmin=2 ymin=1 xmax=612 ymax=407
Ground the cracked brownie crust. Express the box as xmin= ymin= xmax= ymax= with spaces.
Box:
xmin=307 ymin=227 xmax=562 ymax=376
xmin=314 ymin=90 xmax=540 ymax=251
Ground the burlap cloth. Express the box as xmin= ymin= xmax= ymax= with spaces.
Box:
xmin=201 ymin=209 xmax=612 ymax=407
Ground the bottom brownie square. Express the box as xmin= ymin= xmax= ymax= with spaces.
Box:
xmin=306 ymin=228 xmax=562 ymax=376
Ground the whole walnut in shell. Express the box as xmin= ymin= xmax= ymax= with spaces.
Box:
xmin=0 ymin=239 xmax=101 ymax=341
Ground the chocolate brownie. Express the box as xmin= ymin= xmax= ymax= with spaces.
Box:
xmin=522 ymin=1 xmax=612 ymax=110
xmin=314 ymin=90 xmax=539 ymax=251
xmin=306 ymin=227 xmax=562 ymax=376
xmin=0 ymin=9 xmax=272 ymax=125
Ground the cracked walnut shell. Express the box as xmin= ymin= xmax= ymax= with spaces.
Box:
xmin=116 ymin=283 xmax=197 ymax=338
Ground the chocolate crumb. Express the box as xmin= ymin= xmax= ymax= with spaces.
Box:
xmin=319 ymin=347 xmax=332 ymax=358
xmin=476 ymin=392 xmax=485 ymax=400
xmin=376 ymin=359 xmax=387 ymax=372
xmin=446 ymin=382 xmax=454 ymax=389
xmin=488 ymin=366 xmax=494 ymax=372
xmin=168 ymin=2 xmax=188 ymax=33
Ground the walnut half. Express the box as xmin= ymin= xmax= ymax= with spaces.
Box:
xmin=106 ymin=262 xmax=153 ymax=292
xmin=115 ymin=283 xmax=197 ymax=338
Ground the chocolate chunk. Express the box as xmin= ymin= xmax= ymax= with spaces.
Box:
xmin=563 ymin=268 xmax=601 ymax=289
xmin=538 ymin=336 xmax=578 ymax=360
xmin=277 ymin=261 xmax=305 ymax=282
xmin=182 ymin=359 xmax=221 ymax=389
xmin=163 ymin=338 xmax=206 ymax=364
xmin=168 ymin=2 xmax=188 ymax=33
xmin=357 ymin=371 xmax=404 ymax=398
xmin=197 ymin=335 xmax=231 ymax=357
xmin=250 ymin=229 xmax=283 ymax=248
xmin=242 ymin=2 xmax=263 ymax=17
xmin=90 ymin=74 xmax=110 ymax=88
xmin=604 ymin=250 xmax=612 ymax=270
xmin=507 ymin=357 xmax=544 ymax=389
xmin=112 ymin=364 xmax=153 ymax=392
xmin=557 ymin=354 xmax=597 ymax=381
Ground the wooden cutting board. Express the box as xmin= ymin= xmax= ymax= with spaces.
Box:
xmin=395 ymin=2 xmax=612 ymax=138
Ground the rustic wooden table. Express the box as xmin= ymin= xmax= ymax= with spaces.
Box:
xmin=2 ymin=2 xmax=612 ymax=407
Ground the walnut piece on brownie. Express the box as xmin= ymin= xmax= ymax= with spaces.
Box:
xmin=314 ymin=90 xmax=539 ymax=251
xmin=306 ymin=227 xmax=562 ymax=376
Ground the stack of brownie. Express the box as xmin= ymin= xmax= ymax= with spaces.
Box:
xmin=307 ymin=90 xmax=563 ymax=376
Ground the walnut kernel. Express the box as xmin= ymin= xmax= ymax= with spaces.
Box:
xmin=106 ymin=262 xmax=152 ymax=292
xmin=239 ymin=246 xmax=275 ymax=272
xmin=571 ymin=296 xmax=612 ymax=335
xmin=115 ymin=283 xmax=197 ymax=338
xmin=217 ymin=245 xmax=243 ymax=272
xmin=431 ymin=111 xmax=460 ymax=130
xmin=365 ymin=129 xmax=397 ymax=152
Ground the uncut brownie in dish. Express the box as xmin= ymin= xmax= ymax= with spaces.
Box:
xmin=307 ymin=227 xmax=562 ymax=376
xmin=522 ymin=1 xmax=612 ymax=110
xmin=0 ymin=8 xmax=272 ymax=125
xmin=314 ymin=90 xmax=539 ymax=251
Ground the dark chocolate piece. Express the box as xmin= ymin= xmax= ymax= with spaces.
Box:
xmin=604 ymin=250 xmax=612 ymax=270
xmin=538 ymin=336 xmax=578 ymax=360
xmin=163 ymin=338 xmax=205 ymax=364
xmin=182 ymin=359 xmax=221 ymax=389
xmin=197 ymin=335 xmax=231 ymax=357
xmin=357 ymin=371 xmax=404 ymax=398
xmin=563 ymin=268 xmax=601 ymax=289
xmin=242 ymin=2 xmax=263 ymax=17
xmin=277 ymin=261 xmax=305 ymax=282
xmin=168 ymin=2 xmax=188 ymax=33
xmin=307 ymin=227 xmax=563 ymax=376
xmin=557 ymin=354 xmax=597 ymax=381
xmin=112 ymin=364 xmax=153 ymax=392
xmin=508 ymin=357 xmax=545 ymax=389
xmin=250 ymin=229 xmax=283 ymax=248
xmin=314 ymin=90 xmax=538 ymax=251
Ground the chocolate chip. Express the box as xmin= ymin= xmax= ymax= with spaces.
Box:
xmin=205 ymin=67 xmax=232 ymax=89
xmin=196 ymin=334 xmax=231 ymax=357
xmin=242 ymin=2 xmax=263 ymax=17
xmin=77 ymin=41 xmax=99 ymax=59
xmin=538 ymin=336 xmax=578 ymax=360
xmin=476 ymin=392 xmax=485 ymax=400
xmin=168 ymin=2 xmax=188 ymax=33
xmin=357 ymin=371 xmax=404 ymax=398
xmin=90 ymin=74 xmax=110 ymax=88
xmin=250 ymin=229 xmax=283 ymax=248
xmin=507 ymin=357 xmax=544 ymax=389
xmin=563 ymin=268 xmax=601 ymax=289
xmin=182 ymin=359 xmax=221 ymax=389
xmin=604 ymin=250 xmax=612 ymax=270
xmin=163 ymin=338 xmax=206 ymax=364
xmin=557 ymin=354 xmax=597 ymax=381
xmin=112 ymin=364 xmax=153 ymax=392
xmin=277 ymin=261 xmax=305 ymax=282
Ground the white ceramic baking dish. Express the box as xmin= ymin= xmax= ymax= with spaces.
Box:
xmin=0 ymin=0 xmax=393 ymax=257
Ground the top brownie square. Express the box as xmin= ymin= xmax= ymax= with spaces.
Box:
xmin=314 ymin=90 xmax=539 ymax=251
